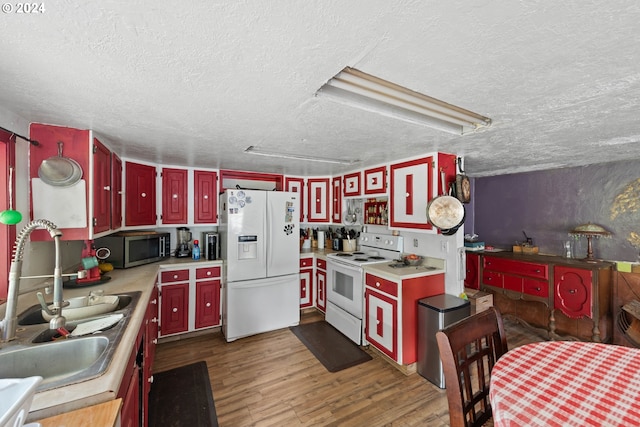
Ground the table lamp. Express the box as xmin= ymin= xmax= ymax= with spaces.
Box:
xmin=569 ymin=223 xmax=612 ymax=262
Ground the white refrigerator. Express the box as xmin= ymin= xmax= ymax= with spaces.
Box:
xmin=219 ymin=189 xmax=300 ymax=342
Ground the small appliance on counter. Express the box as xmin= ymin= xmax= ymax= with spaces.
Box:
xmin=176 ymin=226 xmax=192 ymax=258
xmin=202 ymin=231 xmax=219 ymax=260
xmin=94 ymin=231 xmax=170 ymax=268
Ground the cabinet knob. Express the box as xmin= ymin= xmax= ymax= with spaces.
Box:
xmin=535 ymin=269 xmax=541 ymax=273
xmin=405 ymin=192 xmax=410 ymax=197
xmin=172 ymin=307 xmax=178 ymax=312
xmin=376 ymin=282 xmax=381 ymax=287
xmin=535 ymin=287 xmax=541 ymax=291
xmin=172 ymin=194 xmax=178 ymax=199
xmin=316 ymin=198 xmax=320 ymax=202
xmin=173 ymin=274 xmax=178 ymax=279
xmin=569 ymin=289 xmax=577 ymax=294
xmin=141 ymin=192 xmax=147 ymax=197
xmin=207 ymin=271 xmax=212 ymax=276
xmin=152 ymin=339 xmax=158 ymax=344
xmin=206 ymin=302 xmax=211 ymax=307
xmin=148 ymin=375 xmax=154 ymax=384
xmin=302 ymin=286 xmax=306 ymax=291
xmin=204 ymin=194 xmax=208 ymax=199
xmin=152 ymin=317 xmax=158 ymax=323
xmin=151 ymin=299 xmax=157 ymax=305
xmin=487 ymin=277 xmax=492 ymax=281
xmin=103 ymin=185 xmax=110 ymax=191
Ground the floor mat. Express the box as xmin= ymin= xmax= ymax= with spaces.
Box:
xmin=290 ymin=321 xmax=372 ymax=372
xmin=149 ymin=360 xmax=218 ymax=427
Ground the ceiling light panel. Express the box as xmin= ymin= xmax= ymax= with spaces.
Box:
xmin=316 ymin=67 xmax=492 ymax=135
xmin=244 ymin=146 xmax=359 ymax=165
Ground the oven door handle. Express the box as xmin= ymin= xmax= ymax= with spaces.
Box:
xmin=327 ymin=258 xmax=363 ymax=273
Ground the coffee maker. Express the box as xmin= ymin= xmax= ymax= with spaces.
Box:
xmin=175 ymin=227 xmax=192 ymax=258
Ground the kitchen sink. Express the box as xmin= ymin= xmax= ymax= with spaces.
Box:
xmin=0 ymin=290 xmax=142 ymax=392
xmin=18 ymin=292 xmax=136 ymax=326
xmin=0 ymin=336 xmax=110 ymax=391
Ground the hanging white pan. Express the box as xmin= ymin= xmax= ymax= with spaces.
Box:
xmin=427 ymin=169 xmax=465 ymax=232
xmin=38 ymin=141 xmax=83 ymax=187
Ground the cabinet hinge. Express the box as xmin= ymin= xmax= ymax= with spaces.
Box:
xmin=92 ymin=144 xmax=97 ymax=154
xmin=93 ymin=217 xmax=97 ymax=226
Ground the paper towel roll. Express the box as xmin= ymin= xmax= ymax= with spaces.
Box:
xmin=317 ymin=231 xmax=325 ymax=249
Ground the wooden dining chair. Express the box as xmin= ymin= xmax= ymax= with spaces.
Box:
xmin=435 ymin=306 xmax=508 ymax=427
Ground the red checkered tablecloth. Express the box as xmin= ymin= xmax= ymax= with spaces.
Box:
xmin=490 ymin=341 xmax=640 ymax=427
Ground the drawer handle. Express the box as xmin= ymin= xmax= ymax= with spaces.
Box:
xmin=152 ymin=339 xmax=157 ymax=344
xmin=534 ymin=269 xmax=541 ymax=273
xmin=535 ymin=287 xmax=541 ymax=291
xmin=172 ymin=307 xmax=178 ymax=312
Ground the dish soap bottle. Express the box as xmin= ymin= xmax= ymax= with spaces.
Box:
xmin=192 ymin=240 xmax=200 ymax=260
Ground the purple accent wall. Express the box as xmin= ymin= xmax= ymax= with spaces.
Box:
xmin=464 ymin=159 xmax=640 ymax=262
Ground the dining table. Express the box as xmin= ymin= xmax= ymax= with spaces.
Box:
xmin=489 ymin=340 xmax=640 ymax=427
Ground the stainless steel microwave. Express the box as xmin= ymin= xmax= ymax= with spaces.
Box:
xmin=95 ymin=231 xmax=171 ymax=268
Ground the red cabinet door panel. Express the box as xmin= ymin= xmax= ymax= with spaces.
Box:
xmin=125 ymin=162 xmax=156 ymax=226
xmin=364 ymin=166 xmax=387 ymax=195
xmin=343 ymin=172 xmax=361 ymax=196
xmin=332 ymin=176 xmax=342 ymax=223
xmin=286 ymin=177 xmax=305 ymax=222
xmin=195 ymin=280 xmax=220 ymax=328
xmin=194 ymin=170 xmax=218 ymax=223
xmin=111 ymin=153 xmax=123 ymax=229
xmin=554 ymin=266 xmax=592 ymax=318
xmin=162 ymin=168 xmax=187 ymax=224
xmin=160 ymin=283 xmax=189 ymax=335
xmin=93 ymin=138 xmax=111 ymax=233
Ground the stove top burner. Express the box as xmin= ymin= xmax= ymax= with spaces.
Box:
xmin=354 ymin=258 xmax=369 ymax=262
xmin=335 ymin=253 xmax=352 ymax=257
xmin=353 ymin=252 xmax=365 ymax=255
xmin=369 ymin=256 xmax=385 ymax=260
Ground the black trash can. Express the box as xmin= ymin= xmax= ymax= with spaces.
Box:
xmin=417 ymin=294 xmax=470 ymax=388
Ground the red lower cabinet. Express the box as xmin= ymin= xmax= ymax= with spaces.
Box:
xmin=195 ymin=280 xmax=221 ymax=329
xmin=159 ymin=283 xmax=189 ymax=336
xmin=364 ymin=271 xmax=444 ymax=367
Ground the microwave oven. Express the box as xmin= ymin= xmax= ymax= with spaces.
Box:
xmin=95 ymin=231 xmax=171 ymax=269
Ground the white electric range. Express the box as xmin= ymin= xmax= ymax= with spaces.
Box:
xmin=325 ymin=233 xmax=404 ymax=345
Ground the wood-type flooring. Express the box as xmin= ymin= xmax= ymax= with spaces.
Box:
xmin=153 ymin=311 xmax=544 ymax=427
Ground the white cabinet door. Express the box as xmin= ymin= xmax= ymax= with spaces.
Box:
xmin=365 ymin=289 xmax=397 ymax=360
xmin=389 ymin=157 xmax=433 ymax=230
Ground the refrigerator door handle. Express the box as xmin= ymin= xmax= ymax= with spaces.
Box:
xmin=266 ymin=199 xmax=272 ymax=271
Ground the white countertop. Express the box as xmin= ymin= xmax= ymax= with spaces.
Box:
xmin=0 ymin=257 xmax=223 ymax=421
xmin=363 ymin=257 xmax=445 ymax=281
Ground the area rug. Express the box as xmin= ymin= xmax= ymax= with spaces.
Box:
xmin=290 ymin=321 xmax=372 ymax=372
xmin=149 ymin=360 xmax=219 ymax=427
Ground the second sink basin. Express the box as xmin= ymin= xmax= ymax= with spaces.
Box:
xmin=0 ymin=336 xmax=110 ymax=391
xmin=18 ymin=293 xmax=134 ymax=326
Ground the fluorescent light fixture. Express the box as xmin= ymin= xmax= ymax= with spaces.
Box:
xmin=316 ymin=67 xmax=492 ymax=135
xmin=244 ymin=146 xmax=359 ymax=165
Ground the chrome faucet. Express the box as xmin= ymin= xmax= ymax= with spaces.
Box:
xmin=1 ymin=219 xmax=66 ymax=342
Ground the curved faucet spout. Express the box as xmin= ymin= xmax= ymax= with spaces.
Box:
xmin=1 ymin=219 xmax=65 ymax=342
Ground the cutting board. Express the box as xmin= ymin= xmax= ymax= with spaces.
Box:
xmin=32 ymin=178 xmax=87 ymax=228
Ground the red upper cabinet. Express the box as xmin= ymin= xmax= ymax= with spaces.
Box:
xmin=194 ymin=170 xmax=218 ymax=224
xmin=364 ymin=166 xmax=387 ymax=195
xmin=125 ymin=161 xmax=157 ymax=227
xmin=332 ymin=176 xmax=342 ymax=223
xmin=307 ymin=178 xmax=330 ymax=222
xmin=29 ymin=124 xmax=117 ymax=241
xmin=111 ymin=153 xmax=123 ymax=230
xmin=389 ymin=156 xmax=434 ymax=230
xmin=343 ymin=171 xmax=361 ymax=197
xmin=285 ymin=177 xmax=305 ymax=222
xmin=92 ymin=138 xmax=111 ymax=234
xmin=161 ymin=168 xmax=187 ymax=224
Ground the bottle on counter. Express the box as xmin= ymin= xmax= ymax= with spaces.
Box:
xmin=192 ymin=240 xmax=201 ymax=260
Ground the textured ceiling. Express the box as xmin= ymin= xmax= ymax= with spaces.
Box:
xmin=2 ymin=1 xmax=640 ymax=177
